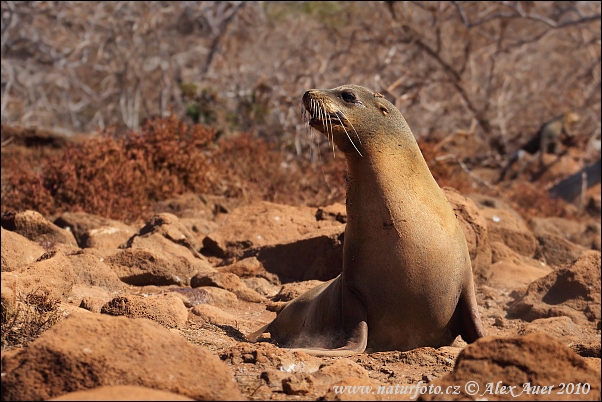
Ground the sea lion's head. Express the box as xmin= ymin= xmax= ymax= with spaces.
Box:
xmin=302 ymin=84 xmax=410 ymax=157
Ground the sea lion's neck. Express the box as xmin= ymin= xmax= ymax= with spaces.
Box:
xmin=344 ymin=137 xmax=441 ymax=223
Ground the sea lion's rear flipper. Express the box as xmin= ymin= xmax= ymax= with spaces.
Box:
xmin=453 ymin=285 xmax=485 ymax=343
xmin=245 ymin=322 xmax=272 ymax=342
xmin=286 ymin=287 xmax=368 ymax=357
xmin=287 ymin=320 xmax=368 ymax=357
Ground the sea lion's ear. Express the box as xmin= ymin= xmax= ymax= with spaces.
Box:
xmin=376 ymin=102 xmax=389 ymax=116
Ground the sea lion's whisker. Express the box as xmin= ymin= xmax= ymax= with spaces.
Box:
xmin=336 ymin=114 xmax=363 ymax=157
xmin=340 ymin=110 xmax=362 ymax=146
xmin=320 ymin=99 xmax=335 ymax=155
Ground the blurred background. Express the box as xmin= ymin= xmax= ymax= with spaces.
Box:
xmin=1 ymin=1 xmax=600 ymax=221
xmin=2 ymin=1 xmax=599 ymax=146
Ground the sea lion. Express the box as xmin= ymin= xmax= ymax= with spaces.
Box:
xmin=247 ymin=84 xmax=485 ymax=357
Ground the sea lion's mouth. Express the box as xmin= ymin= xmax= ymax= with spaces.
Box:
xmin=308 ymin=112 xmax=346 ymax=129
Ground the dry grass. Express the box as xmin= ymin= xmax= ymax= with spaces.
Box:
xmin=1 ymin=288 xmax=63 ymax=350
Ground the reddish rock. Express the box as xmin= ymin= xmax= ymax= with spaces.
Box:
xmin=100 ymin=293 xmax=189 ymax=328
xmin=467 ymin=194 xmax=522 ymax=217
xmin=257 ymin=226 xmax=344 ymax=282
xmin=152 ymin=193 xmax=220 ymax=240
xmin=273 ymin=280 xmax=326 ymax=302
xmin=0 ymin=312 xmax=242 ymax=400
xmin=1 ymin=210 xmax=77 ymax=247
xmin=1 ymin=227 xmax=46 ymax=271
xmin=104 ymin=248 xmax=211 ymax=286
xmin=316 ymin=203 xmax=347 ymax=223
xmin=535 ymin=232 xmax=587 ymax=268
xmin=190 ymin=304 xmax=238 ymax=326
xmin=191 ymin=271 xmax=266 ymax=303
xmin=49 ymin=385 xmax=194 ymax=401
xmin=221 ymin=342 xmax=320 ymax=372
xmin=481 ymin=208 xmax=538 ymax=257
xmin=508 ymin=250 xmax=601 ymax=327
xmin=13 ymin=250 xmax=75 ymax=300
xmin=443 ymin=187 xmax=492 ymax=284
xmin=171 ymin=286 xmax=238 ymax=309
xmin=422 ymin=333 xmax=600 ymax=401
xmin=243 ymin=277 xmax=280 ymax=297
xmin=529 ymin=217 xmax=601 ymax=251
xmin=54 ymin=212 xmax=136 ymax=249
xmin=202 ymin=201 xmax=341 ymax=258
xmin=66 ymin=251 xmax=125 ymax=291
xmin=218 ymin=257 xmax=280 ymax=285
xmin=488 ymin=257 xmax=552 ymax=291
xmin=519 ymin=316 xmax=600 ymax=348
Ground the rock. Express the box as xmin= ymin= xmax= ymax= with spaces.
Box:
xmin=190 ymin=271 xmax=266 ymax=303
xmin=152 ymin=193 xmax=220 ymax=240
xmin=314 ymin=360 xmax=369 ymax=382
xmin=221 ymin=342 xmax=320 ymax=372
xmin=443 ymin=187 xmax=492 ymax=284
xmin=316 ymin=203 xmax=347 ymax=223
xmin=54 ymin=212 xmax=136 ymax=249
xmin=48 ymin=385 xmax=194 ymax=401
xmin=1 ymin=276 xmax=17 ymax=311
xmin=257 ymin=226 xmax=345 ymax=282
xmin=104 ymin=248 xmax=211 ymax=286
xmin=67 ymin=251 xmax=125 ymax=291
xmin=1 ymin=210 xmax=77 ymax=247
xmin=282 ymin=374 xmax=314 ymax=395
xmin=190 ymin=304 xmax=238 ymax=326
xmin=0 ymin=312 xmax=242 ymax=400
xmin=421 ymin=333 xmax=600 ymax=401
xmin=202 ymin=201 xmax=341 ymax=258
xmin=481 ymin=207 xmax=538 ymax=257
xmin=171 ymin=286 xmax=238 ymax=309
xmin=529 ymin=217 xmax=601 ymax=251
xmin=508 ymin=250 xmax=601 ymax=328
xmin=242 ymin=277 xmax=280 ymax=297
xmin=519 ymin=316 xmax=600 ymax=347
xmin=1 ymin=227 xmax=46 ymax=271
xmin=467 ymin=194 xmax=521 ymax=217
xmin=100 ymin=294 xmax=189 ymax=328
xmin=490 ymin=240 xmax=519 ymax=263
xmin=488 ymin=257 xmax=552 ymax=290
xmin=535 ymin=232 xmax=587 ymax=268
xmin=121 ymin=213 xmax=210 ymax=264
xmin=218 ymin=257 xmax=280 ymax=285
xmin=273 ymin=280 xmax=326 ymax=302
xmin=14 ymin=250 xmax=75 ymax=300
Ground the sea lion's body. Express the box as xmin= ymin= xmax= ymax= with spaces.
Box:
xmin=248 ymin=85 xmax=484 ymax=356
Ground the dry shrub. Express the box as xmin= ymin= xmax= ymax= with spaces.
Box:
xmin=504 ymin=181 xmax=577 ymax=221
xmin=3 ymin=117 xmax=217 ymax=221
xmin=417 ymin=138 xmax=475 ymax=194
xmin=1 ymin=117 xmax=347 ymax=222
xmin=1 ymin=288 xmax=63 ymax=350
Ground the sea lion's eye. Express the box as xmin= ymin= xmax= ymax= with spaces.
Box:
xmin=341 ymin=91 xmax=357 ymax=103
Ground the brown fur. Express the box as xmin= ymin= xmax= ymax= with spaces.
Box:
xmin=247 ymin=85 xmax=485 ymax=356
